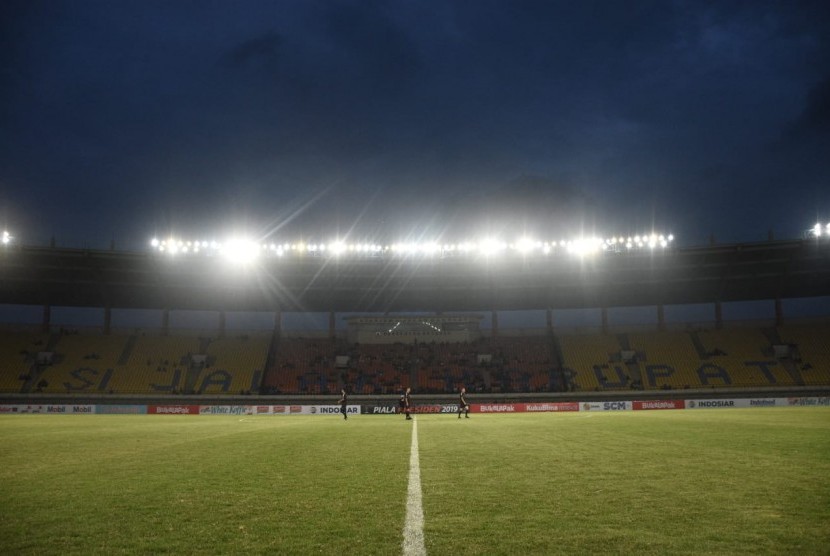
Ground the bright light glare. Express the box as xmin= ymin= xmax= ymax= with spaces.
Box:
xmin=809 ymin=223 xmax=830 ymax=238
xmin=2 ymin=230 xmax=12 ymax=245
xmin=566 ymin=237 xmax=603 ymax=256
xmin=478 ymin=238 xmax=506 ymax=255
xmin=149 ymin=230 xmax=675 ymax=260
xmin=329 ymin=241 xmax=347 ymax=255
xmin=515 ymin=237 xmax=537 ymax=254
xmin=221 ymin=238 xmax=260 ymax=265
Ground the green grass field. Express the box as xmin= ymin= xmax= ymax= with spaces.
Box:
xmin=1 ymin=409 xmax=829 ymax=555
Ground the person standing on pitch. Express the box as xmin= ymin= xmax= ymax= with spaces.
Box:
xmin=458 ymin=387 xmax=470 ymax=418
xmin=400 ymin=387 xmax=412 ymax=420
xmin=338 ymin=388 xmax=348 ymax=420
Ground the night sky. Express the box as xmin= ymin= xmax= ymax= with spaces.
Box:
xmin=2 ymin=0 xmax=829 ymax=251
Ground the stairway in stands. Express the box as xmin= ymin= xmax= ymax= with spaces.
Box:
xmin=762 ymin=326 xmax=805 ymax=386
xmin=616 ymin=333 xmax=642 ymax=387
xmin=118 ymin=335 xmax=137 ymax=365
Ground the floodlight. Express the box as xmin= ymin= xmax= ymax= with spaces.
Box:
xmin=515 ymin=237 xmax=536 ymax=254
xmin=421 ymin=242 xmax=440 ymax=255
xmin=567 ymin=237 xmax=603 ymax=256
xmin=478 ymin=238 xmax=506 ymax=256
xmin=396 ymin=243 xmax=408 ymax=254
xmin=221 ymin=237 xmax=260 ymax=265
xmin=146 ymin=227 xmax=677 ymax=261
xmin=329 ymin=241 xmax=346 ymax=255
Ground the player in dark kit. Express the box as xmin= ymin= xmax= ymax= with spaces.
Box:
xmin=338 ymin=389 xmax=348 ymax=420
xmin=458 ymin=387 xmax=469 ymax=418
xmin=399 ymin=387 xmax=412 ymax=420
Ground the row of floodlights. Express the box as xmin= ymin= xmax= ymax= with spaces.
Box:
xmin=149 ymin=233 xmax=675 ymax=262
xmin=810 ymin=223 xmax=830 ymax=237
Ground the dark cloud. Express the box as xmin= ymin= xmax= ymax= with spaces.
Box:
xmin=1 ymin=0 xmax=829 ymax=248
xmin=789 ymin=76 xmax=830 ymax=138
xmin=321 ymin=1 xmax=422 ymax=94
xmin=227 ymin=31 xmax=283 ymax=70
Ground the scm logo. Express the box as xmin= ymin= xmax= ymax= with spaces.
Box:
xmin=603 ymin=402 xmax=628 ymax=411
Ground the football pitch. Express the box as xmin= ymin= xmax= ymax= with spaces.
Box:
xmin=1 ymin=409 xmax=829 ymax=555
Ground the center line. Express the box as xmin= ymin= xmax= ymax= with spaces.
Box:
xmin=402 ymin=416 xmax=426 ymax=556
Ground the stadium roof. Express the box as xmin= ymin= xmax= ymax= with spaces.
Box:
xmin=0 ymin=239 xmax=829 ymax=313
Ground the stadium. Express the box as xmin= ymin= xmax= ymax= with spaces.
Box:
xmin=1 ymin=227 xmax=829 ymax=403
xmin=4 ymin=0 xmax=830 ymax=552
xmin=1 ymin=226 xmax=829 ymax=554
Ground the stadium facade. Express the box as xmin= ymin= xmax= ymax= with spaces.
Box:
xmin=1 ymin=236 xmax=829 ymax=404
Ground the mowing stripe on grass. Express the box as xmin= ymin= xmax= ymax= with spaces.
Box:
xmin=402 ymin=416 xmax=426 ymax=556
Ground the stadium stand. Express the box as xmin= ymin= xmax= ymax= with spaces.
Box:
xmin=263 ymin=338 xmax=340 ymax=395
xmin=628 ymin=331 xmax=702 ymax=390
xmin=696 ymin=327 xmax=797 ymax=387
xmin=346 ymin=342 xmax=412 ymax=394
xmin=34 ymin=332 xmax=128 ymax=394
xmin=203 ymin=334 xmax=270 ymax=394
xmin=557 ymin=333 xmax=624 ymax=391
xmin=2 ymin=321 xmax=828 ymax=396
xmin=777 ymin=323 xmax=830 ymax=386
xmin=0 ymin=330 xmax=50 ymax=393
xmin=414 ymin=340 xmax=483 ymax=393
xmin=111 ymin=333 xmax=201 ymax=394
xmin=488 ymin=336 xmax=554 ymax=392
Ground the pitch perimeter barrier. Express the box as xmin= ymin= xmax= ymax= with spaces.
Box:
xmin=0 ymin=397 xmax=827 ymax=414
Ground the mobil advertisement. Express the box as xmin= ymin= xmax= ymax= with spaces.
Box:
xmin=43 ymin=404 xmax=95 ymax=414
xmin=581 ymin=401 xmax=631 ymax=411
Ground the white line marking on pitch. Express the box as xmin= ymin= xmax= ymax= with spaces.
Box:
xmin=402 ymin=416 xmax=427 ymax=556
